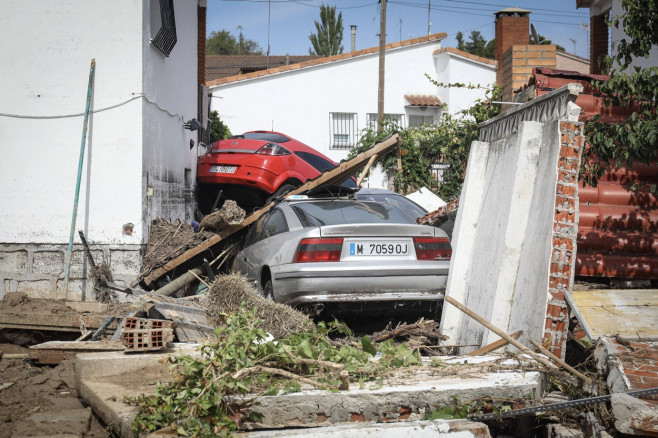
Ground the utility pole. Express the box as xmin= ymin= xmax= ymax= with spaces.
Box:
xmin=427 ymin=0 xmax=431 ymax=35
xmin=377 ymin=0 xmax=387 ymax=133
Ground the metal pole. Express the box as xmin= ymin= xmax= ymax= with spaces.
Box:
xmin=64 ymin=59 xmax=96 ymax=295
xmin=377 ymin=0 xmax=387 ymax=133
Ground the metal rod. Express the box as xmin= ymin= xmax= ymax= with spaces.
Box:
xmin=78 ymin=230 xmax=96 ymax=269
xmin=64 ymin=59 xmax=96 ymax=295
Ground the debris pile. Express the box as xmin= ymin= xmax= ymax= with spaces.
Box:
xmin=204 ymin=273 xmax=314 ymax=339
xmin=199 ymin=199 xmax=245 ymax=231
xmin=139 ymin=218 xmax=216 ymax=280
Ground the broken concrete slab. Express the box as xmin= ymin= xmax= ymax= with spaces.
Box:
xmin=546 ymin=423 xmax=584 ymax=438
xmin=611 ymin=393 xmax=658 ymax=435
xmin=595 ymin=337 xmax=658 ymax=395
xmin=10 ymin=407 xmax=92 ymax=437
xmin=75 ymin=349 xmax=543 ymax=437
xmin=441 ymin=84 xmax=585 ymax=360
xmin=567 ymin=288 xmax=658 ymax=341
xmin=236 ymin=419 xmax=491 ymax=437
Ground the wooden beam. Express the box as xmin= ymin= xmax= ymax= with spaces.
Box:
xmin=357 ymin=154 xmax=378 ymax=186
xmin=466 ymin=330 xmax=523 ymax=356
xmin=143 ymin=133 xmax=402 ymax=287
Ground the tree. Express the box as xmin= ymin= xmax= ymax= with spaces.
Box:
xmin=209 ymin=110 xmax=231 ymax=143
xmin=456 ymin=31 xmax=494 ymax=59
xmin=207 ymin=29 xmax=263 ymax=55
xmin=347 ymin=85 xmax=502 ymax=199
xmin=308 ymin=4 xmax=344 ymax=56
xmin=584 ymin=0 xmax=658 ymax=192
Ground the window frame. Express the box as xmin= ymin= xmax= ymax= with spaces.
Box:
xmin=329 ymin=112 xmax=358 ymax=149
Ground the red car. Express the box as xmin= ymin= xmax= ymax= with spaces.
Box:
xmin=197 ymin=131 xmax=357 ymax=213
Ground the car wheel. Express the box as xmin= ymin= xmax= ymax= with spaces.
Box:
xmin=263 ymin=279 xmax=274 ymax=301
xmin=268 ymin=183 xmax=299 ymax=203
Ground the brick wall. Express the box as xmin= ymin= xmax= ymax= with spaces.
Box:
xmin=590 ymin=12 xmax=609 ymax=74
xmin=501 ymin=44 xmax=557 ymax=104
xmin=0 ymin=243 xmax=142 ymax=301
xmin=495 ymin=13 xmax=529 ymax=85
xmin=543 ymin=121 xmax=585 ymax=360
xmin=596 ymin=337 xmax=658 ymax=401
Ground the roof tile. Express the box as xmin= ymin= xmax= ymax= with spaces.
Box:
xmin=404 ymin=94 xmax=442 ymax=106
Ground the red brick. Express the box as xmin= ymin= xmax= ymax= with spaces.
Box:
xmin=351 ymin=413 xmax=365 ymax=422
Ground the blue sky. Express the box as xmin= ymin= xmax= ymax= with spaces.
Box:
xmin=206 ymin=0 xmax=592 ymax=59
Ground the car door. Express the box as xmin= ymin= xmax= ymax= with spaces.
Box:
xmin=243 ymin=209 xmax=290 ymax=284
xmin=234 ymin=213 xmax=267 ymax=283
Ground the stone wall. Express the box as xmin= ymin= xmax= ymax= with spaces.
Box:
xmin=0 ymin=243 xmax=142 ymax=301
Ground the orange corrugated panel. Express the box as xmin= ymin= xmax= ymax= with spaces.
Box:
xmin=579 ymin=183 xmax=658 ymax=208
xmin=578 ymin=205 xmax=658 ymax=231
xmin=578 ymin=228 xmax=658 ymax=255
xmin=575 ymin=253 xmax=658 ymax=278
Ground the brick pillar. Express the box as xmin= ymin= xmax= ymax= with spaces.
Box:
xmin=197 ymin=5 xmax=206 ymax=85
xmin=500 ymin=44 xmax=556 ymax=105
xmin=590 ymin=12 xmax=609 ymax=74
xmin=494 ymin=8 xmax=530 ymax=85
xmin=544 ymin=121 xmax=585 ymax=360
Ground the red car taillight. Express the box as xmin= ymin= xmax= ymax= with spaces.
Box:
xmin=256 ymin=143 xmax=291 ymax=156
xmin=413 ymin=237 xmax=451 ymax=260
xmin=293 ymin=238 xmax=343 ymax=263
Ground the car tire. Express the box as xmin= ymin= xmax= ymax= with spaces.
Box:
xmin=268 ymin=183 xmax=299 ymax=203
xmin=263 ymin=279 xmax=274 ymax=301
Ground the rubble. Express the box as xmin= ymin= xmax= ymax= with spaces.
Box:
xmin=199 ymin=199 xmax=246 ymax=231
xmin=610 ymin=393 xmax=658 ymax=435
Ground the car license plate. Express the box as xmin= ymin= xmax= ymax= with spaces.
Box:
xmin=210 ymin=165 xmax=237 ymax=173
xmin=348 ymin=240 xmax=410 ymax=256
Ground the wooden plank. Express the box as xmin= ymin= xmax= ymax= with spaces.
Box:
xmin=0 ymin=313 xmax=119 ymax=333
xmin=143 ymin=133 xmax=402 ymax=287
xmin=28 ymin=341 xmax=125 ymax=365
xmin=466 ymin=330 xmax=522 ymax=356
xmin=568 ymin=289 xmax=658 ymax=341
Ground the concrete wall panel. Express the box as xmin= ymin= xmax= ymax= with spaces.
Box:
xmin=441 ymin=85 xmax=584 ymax=359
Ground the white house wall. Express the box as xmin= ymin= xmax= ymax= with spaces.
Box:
xmin=433 ymin=52 xmax=496 ymax=115
xmin=0 ymin=0 xmax=200 ymax=300
xmin=141 ymin=0 xmax=200 ymax=234
xmin=211 ymin=43 xmax=443 ymax=164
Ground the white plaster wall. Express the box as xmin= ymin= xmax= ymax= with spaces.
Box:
xmin=0 ymin=0 xmax=144 ymax=245
xmin=441 ymin=120 xmax=563 ymax=350
xmin=211 ymin=43 xmax=443 ymax=164
xmin=434 ymin=53 xmax=496 ymax=115
xmin=141 ymin=0 xmax=200 ymax=235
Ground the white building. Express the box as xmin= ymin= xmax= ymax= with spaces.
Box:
xmin=0 ymin=0 xmax=207 ymax=301
xmin=207 ymin=33 xmax=496 ymax=188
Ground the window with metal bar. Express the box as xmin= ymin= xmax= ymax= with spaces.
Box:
xmin=366 ymin=113 xmax=405 ymax=129
xmin=150 ymin=0 xmax=177 ymax=56
xmin=329 ymin=112 xmax=357 ymax=149
xmin=409 ymin=114 xmax=435 ymax=126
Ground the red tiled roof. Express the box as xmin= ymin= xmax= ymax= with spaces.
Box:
xmin=206 ymin=32 xmax=448 ymax=87
xmin=433 ymin=47 xmax=497 ymax=66
xmin=206 ymin=55 xmax=321 ymax=82
xmin=404 ymin=95 xmax=442 ymax=107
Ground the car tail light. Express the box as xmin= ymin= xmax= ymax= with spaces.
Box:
xmin=293 ymin=238 xmax=343 ymax=263
xmin=413 ymin=237 xmax=451 ymax=260
xmin=256 ymin=143 xmax=290 ymax=156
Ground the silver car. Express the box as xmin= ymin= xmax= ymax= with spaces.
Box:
xmin=231 ymin=197 xmax=451 ymax=307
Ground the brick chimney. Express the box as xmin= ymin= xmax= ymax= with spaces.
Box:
xmin=494 ymin=7 xmax=531 ymax=85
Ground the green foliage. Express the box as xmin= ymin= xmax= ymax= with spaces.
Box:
xmin=308 ymin=4 xmax=344 ymax=56
xmin=126 ymin=307 xmax=421 ymax=436
xmin=348 ymin=85 xmax=502 ymax=200
xmin=583 ymin=0 xmax=658 ymax=192
xmin=456 ymin=31 xmax=495 ymax=59
xmin=207 ymin=29 xmax=263 ymax=55
xmin=209 ymin=110 xmax=232 ymax=143
xmin=425 ymin=396 xmax=514 ymax=420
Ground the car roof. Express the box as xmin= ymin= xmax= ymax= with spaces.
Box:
xmin=214 ymin=131 xmax=331 ymax=157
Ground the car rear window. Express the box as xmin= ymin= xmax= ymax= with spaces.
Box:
xmin=295 ymin=151 xmax=358 ymax=188
xmin=356 ymin=193 xmax=427 ymax=220
xmin=290 ymin=201 xmax=414 ymax=228
xmin=233 ymin=132 xmax=290 ymax=143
